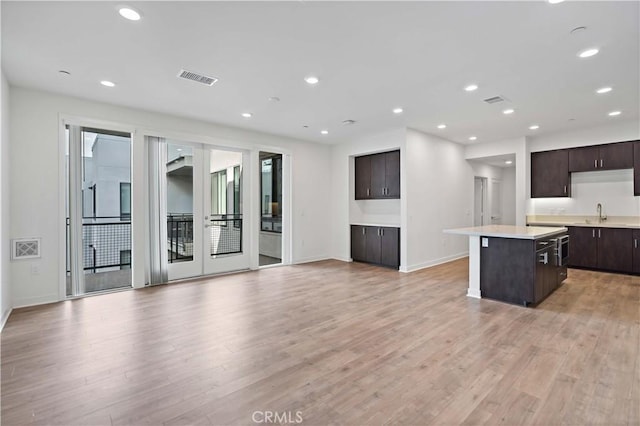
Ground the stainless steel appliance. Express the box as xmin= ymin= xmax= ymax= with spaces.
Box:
xmin=551 ymin=234 xmax=569 ymax=283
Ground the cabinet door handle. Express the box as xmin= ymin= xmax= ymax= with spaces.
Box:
xmin=381 ymin=229 xmax=384 ymax=236
xmin=362 ymin=227 xmax=365 ymax=235
xmin=366 ymin=188 xmax=370 ymax=197
xmin=600 ymin=159 xmax=603 ymax=168
xmin=564 ymin=185 xmax=567 ymax=194
xmin=635 ymin=239 xmax=638 ymax=249
xmin=592 ymin=229 xmax=595 ymax=238
xmin=594 ymin=159 xmax=598 ymax=168
xmin=598 ymin=229 xmax=601 ymax=238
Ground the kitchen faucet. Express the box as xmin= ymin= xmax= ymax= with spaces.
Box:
xmin=597 ymin=203 xmax=607 ymax=223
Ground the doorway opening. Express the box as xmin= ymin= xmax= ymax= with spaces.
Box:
xmin=473 ymin=176 xmax=487 ymax=227
xmin=259 ymin=152 xmax=283 ymax=266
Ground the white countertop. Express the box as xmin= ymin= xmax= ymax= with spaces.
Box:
xmin=351 ymin=223 xmax=400 ymax=228
xmin=527 ymin=220 xmax=640 ymax=229
xmin=444 ymin=225 xmax=567 ymax=240
xmin=526 ymin=215 xmax=640 ymax=229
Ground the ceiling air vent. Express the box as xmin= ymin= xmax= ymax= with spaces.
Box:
xmin=11 ymin=238 xmax=41 ymax=260
xmin=177 ymin=69 xmax=218 ymax=86
xmin=483 ymin=96 xmax=505 ymax=104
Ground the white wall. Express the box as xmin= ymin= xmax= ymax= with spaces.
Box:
xmin=330 ymin=128 xmax=406 ymax=262
xmin=9 ymin=87 xmax=332 ymax=308
xmin=526 ymin=120 xmax=640 ymax=217
xmin=403 ymin=129 xmax=473 ymax=271
xmin=501 ymin=166 xmax=516 ymax=225
xmin=1 ymin=70 xmax=12 ymax=328
xmin=466 ymin=137 xmax=528 ymax=225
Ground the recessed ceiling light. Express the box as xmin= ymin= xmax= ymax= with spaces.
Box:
xmin=177 ymin=148 xmax=183 ymax=152
xmin=596 ymin=87 xmax=612 ymax=94
xmin=505 ymin=160 xmax=513 ymax=165
xmin=469 ymin=136 xmax=477 ymax=141
xmin=393 ymin=107 xmax=403 ymax=114
xmin=320 ymin=130 xmax=329 ymax=135
xmin=118 ymin=7 xmax=141 ymax=21
xmin=578 ymin=48 xmax=599 ymax=58
xmin=100 ymin=80 xmax=115 ymax=87
xmin=342 ymin=120 xmax=356 ymax=125
xmin=268 ymin=96 xmax=280 ymax=102
xmin=608 ymin=111 xmax=621 ymax=116
xmin=58 ymin=70 xmax=71 ymax=76
xmin=464 ymin=84 xmax=478 ymax=92
xmin=241 ymin=112 xmax=252 ymax=118
xmin=548 ymin=0 xmax=564 ymax=3
xmin=304 ymin=76 xmax=319 ymax=85
xmin=529 ymin=125 xmax=540 ymax=130
xmin=503 ymin=109 xmax=514 ymax=115
xmin=303 ymin=125 xmax=309 ymax=128
xmin=437 ymin=124 xmax=447 ymax=129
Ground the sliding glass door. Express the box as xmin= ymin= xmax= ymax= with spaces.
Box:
xmin=65 ymin=126 xmax=132 ymax=296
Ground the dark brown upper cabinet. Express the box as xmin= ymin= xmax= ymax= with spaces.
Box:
xmin=531 ymin=149 xmax=570 ymax=198
xmin=569 ymin=142 xmax=634 ymax=172
xmin=634 ymin=141 xmax=640 ymax=196
xmin=355 ymin=150 xmax=400 ymax=200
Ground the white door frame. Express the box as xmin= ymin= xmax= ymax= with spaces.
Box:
xmin=58 ymin=115 xmax=137 ymax=298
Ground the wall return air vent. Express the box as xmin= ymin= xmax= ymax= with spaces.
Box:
xmin=177 ymin=69 xmax=218 ymax=86
xmin=11 ymin=238 xmax=41 ymax=260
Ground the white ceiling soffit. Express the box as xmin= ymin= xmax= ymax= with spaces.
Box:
xmin=2 ymin=1 xmax=638 ymax=145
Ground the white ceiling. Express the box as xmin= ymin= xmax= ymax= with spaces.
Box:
xmin=2 ymin=1 xmax=638 ymax=145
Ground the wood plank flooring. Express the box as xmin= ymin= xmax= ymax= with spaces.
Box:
xmin=1 ymin=259 xmax=639 ymax=425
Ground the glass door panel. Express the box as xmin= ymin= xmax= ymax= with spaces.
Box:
xmin=166 ymin=141 xmax=203 ymax=280
xmin=203 ymin=148 xmax=249 ymax=275
xmin=259 ymin=152 xmax=282 ymax=266
xmin=65 ymin=126 xmax=132 ymax=296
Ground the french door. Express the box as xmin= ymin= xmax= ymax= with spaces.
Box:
xmin=158 ymin=139 xmax=250 ymax=281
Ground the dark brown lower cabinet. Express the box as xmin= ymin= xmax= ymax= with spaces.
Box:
xmin=568 ymin=226 xmax=634 ymax=274
xmin=568 ymin=227 xmax=597 ymax=268
xmin=350 ymin=225 xmax=400 ymax=269
xmin=480 ymin=236 xmax=560 ymax=306
xmin=633 ymin=230 xmax=640 ymax=274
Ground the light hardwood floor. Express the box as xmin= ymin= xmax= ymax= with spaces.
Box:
xmin=1 ymin=259 xmax=639 ymax=425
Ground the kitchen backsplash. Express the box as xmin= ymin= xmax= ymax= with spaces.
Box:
xmin=527 ymin=169 xmax=639 ymax=216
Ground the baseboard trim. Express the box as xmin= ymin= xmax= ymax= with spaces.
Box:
xmin=400 ymin=252 xmax=468 ymax=273
xmin=0 ymin=307 xmax=12 ymax=332
xmin=12 ymin=294 xmax=59 ymax=310
xmin=293 ymin=255 xmax=331 ymax=265
xmin=331 ymin=256 xmax=352 ymax=263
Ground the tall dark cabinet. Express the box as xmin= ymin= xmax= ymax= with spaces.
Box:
xmin=531 ymin=149 xmax=570 ymax=198
xmin=354 ymin=150 xmax=400 ymax=200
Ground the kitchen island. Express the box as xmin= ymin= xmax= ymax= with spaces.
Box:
xmin=444 ymin=225 xmax=568 ymax=305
